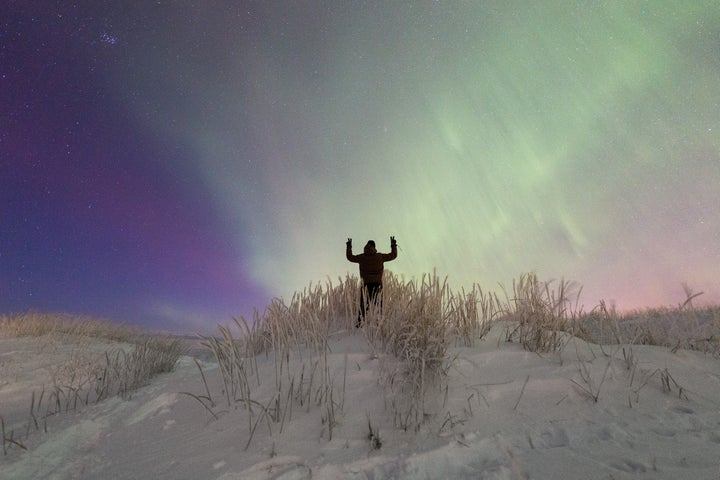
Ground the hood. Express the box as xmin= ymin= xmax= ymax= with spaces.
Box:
xmin=364 ymin=243 xmax=377 ymax=254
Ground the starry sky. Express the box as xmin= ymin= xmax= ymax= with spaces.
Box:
xmin=2 ymin=1 xmax=719 ymax=333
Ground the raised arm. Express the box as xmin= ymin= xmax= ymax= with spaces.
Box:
xmin=383 ymin=236 xmax=398 ymax=261
xmin=346 ymin=238 xmax=360 ymax=262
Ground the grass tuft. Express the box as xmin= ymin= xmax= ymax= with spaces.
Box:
xmin=0 ymin=312 xmax=185 ymax=456
xmin=500 ymin=273 xmax=585 ymax=353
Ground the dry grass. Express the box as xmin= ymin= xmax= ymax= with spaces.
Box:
xmin=500 ymin=273 xmax=586 ymax=353
xmin=194 ymin=271 xmax=500 ymax=440
xmin=369 ymin=273 xmax=453 ymax=431
xmin=0 ymin=311 xmax=142 ymax=342
xmin=494 ymin=274 xmax=720 ymax=357
xmin=579 ymin=301 xmax=720 ymax=356
xmin=194 ymin=272 xmax=716 ymax=441
xmin=194 ymin=277 xmax=356 ymax=449
xmin=4 ymin=275 xmax=717 ymax=457
xmin=561 ymin=288 xmax=720 ymax=410
xmin=0 ymin=312 xmax=185 ymax=456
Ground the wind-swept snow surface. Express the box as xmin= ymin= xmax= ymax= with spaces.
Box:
xmin=2 ymin=325 xmax=720 ymax=479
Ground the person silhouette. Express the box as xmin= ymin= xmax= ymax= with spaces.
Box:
xmin=346 ymin=236 xmax=397 ymax=327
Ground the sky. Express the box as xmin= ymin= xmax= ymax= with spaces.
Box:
xmin=2 ymin=1 xmax=719 ymax=333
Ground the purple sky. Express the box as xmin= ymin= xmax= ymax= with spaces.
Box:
xmin=2 ymin=2 xmax=268 ymax=331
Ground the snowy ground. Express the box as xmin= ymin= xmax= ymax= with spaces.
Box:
xmin=2 ymin=324 xmax=720 ymax=479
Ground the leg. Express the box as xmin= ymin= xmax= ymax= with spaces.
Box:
xmin=357 ymin=283 xmax=383 ymax=328
xmin=367 ymin=283 xmax=382 ymax=310
xmin=357 ymin=284 xmax=368 ymax=328
xmin=366 ymin=283 xmax=383 ymax=320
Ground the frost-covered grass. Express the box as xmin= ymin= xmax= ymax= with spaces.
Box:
xmin=579 ymin=302 xmax=720 ymax=356
xmin=499 ymin=272 xmax=586 ymax=353
xmin=2 ymin=274 xmax=720 ymax=479
xmin=0 ymin=311 xmax=141 ymax=343
xmin=195 ymin=272 xmax=499 ymax=441
xmin=196 ymin=272 xmax=720 ymax=448
xmin=0 ymin=312 xmax=185 ymax=455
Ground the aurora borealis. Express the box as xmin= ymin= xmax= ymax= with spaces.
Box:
xmin=2 ymin=1 xmax=719 ymax=332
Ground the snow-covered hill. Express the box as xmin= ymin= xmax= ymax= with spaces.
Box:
xmin=2 ymin=323 xmax=720 ymax=479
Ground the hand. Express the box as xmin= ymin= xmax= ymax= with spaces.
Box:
xmin=346 ymin=238 xmax=352 ymax=247
xmin=390 ymin=236 xmax=397 ymax=247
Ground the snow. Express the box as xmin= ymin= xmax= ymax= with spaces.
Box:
xmin=2 ymin=324 xmax=720 ymax=479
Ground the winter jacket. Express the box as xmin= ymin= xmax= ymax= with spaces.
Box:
xmin=346 ymin=242 xmax=397 ymax=284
